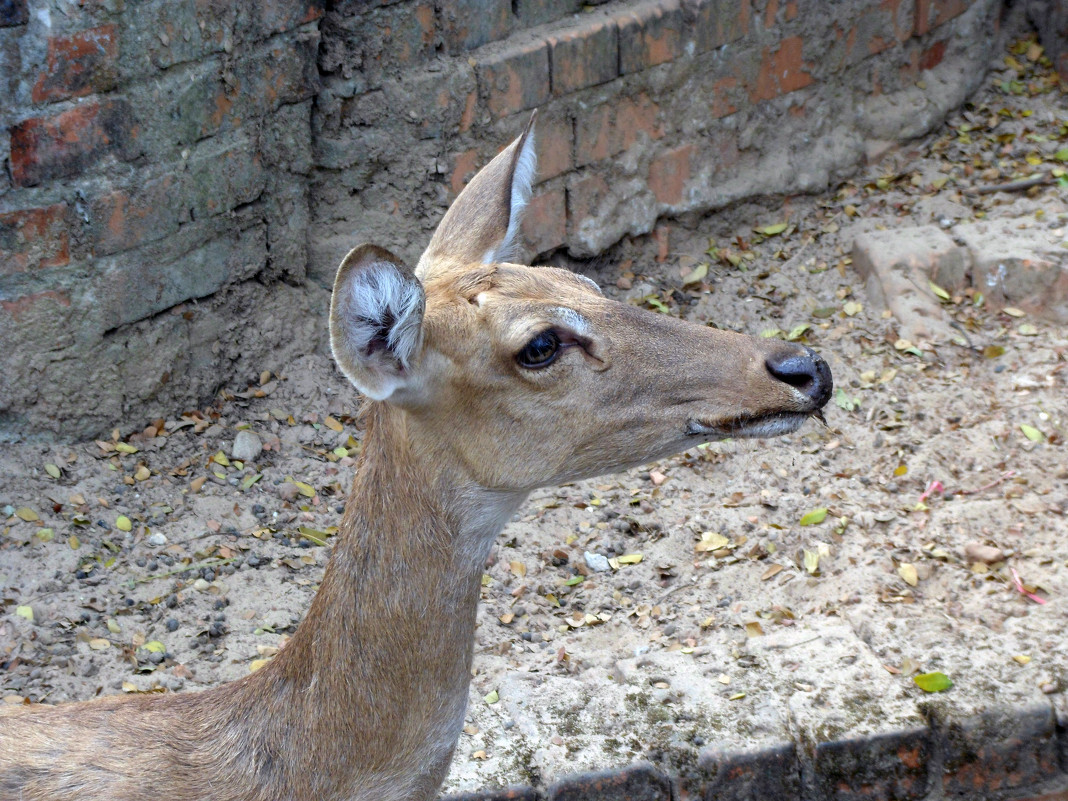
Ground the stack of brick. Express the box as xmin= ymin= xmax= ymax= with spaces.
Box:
xmin=0 ymin=0 xmax=323 ymax=437
xmin=1 ymin=0 xmax=1005 ymax=438
xmin=310 ymin=0 xmax=1003 ymax=278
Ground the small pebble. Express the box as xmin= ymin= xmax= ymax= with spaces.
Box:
xmin=146 ymin=532 xmax=168 ymax=547
xmin=165 ymin=618 xmax=179 ymax=632
xmin=193 ymin=578 xmax=211 ymax=592
xmin=231 ymin=430 xmax=263 ymax=462
xmin=584 ymin=551 xmax=611 ymax=573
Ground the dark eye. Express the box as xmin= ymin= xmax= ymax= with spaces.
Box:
xmin=517 ymin=330 xmax=561 ymax=369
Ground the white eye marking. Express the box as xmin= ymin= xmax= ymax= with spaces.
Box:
xmin=551 ymin=307 xmax=592 ymax=338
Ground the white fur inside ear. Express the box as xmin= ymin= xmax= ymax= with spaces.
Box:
xmin=483 ymin=132 xmax=537 ymax=264
xmin=344 ymin=264 xmax=424 ymax=366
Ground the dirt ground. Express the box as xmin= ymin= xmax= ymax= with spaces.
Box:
xmin=2 ymin=34 xmax=1066 ymax=794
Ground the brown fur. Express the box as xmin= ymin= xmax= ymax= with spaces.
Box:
xmin=0 ymin=118 xmax=830 ymax=801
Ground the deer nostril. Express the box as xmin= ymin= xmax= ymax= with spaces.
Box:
xmin=765 ymin=347 xmax=833 ymax=407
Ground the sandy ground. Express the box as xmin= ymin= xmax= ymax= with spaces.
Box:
xmin=1 ymin=34 xmax=1066 ymax=795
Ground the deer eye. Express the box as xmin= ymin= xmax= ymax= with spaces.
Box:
xmin=517 ymin=330 xmax=561 ymax=369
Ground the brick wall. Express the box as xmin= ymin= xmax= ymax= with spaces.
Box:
xmin=1 ymin=0 xmax=1005 ymax=439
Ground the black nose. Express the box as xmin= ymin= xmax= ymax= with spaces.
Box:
xmin=765 ymin=346 xmax=833 ymax=408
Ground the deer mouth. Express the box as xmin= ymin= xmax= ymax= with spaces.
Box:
xmin=685 ymin=408 xmax=825 ymax=440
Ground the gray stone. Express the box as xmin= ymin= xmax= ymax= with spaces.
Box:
xmin=231 ymin=430 xmax=263 ymax=463
xmin=584 ymin=552 xmax=611 ymax=573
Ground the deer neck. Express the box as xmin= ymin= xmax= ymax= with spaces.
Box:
xmin=240 ymin=403 xmax=527 ymax=798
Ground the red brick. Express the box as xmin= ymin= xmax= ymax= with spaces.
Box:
xmin=692 ymin=0 xmax=750 ymax=52
xmin=915 ymin=0 xmax=969 ymax=36
xmin=0 ymin=0 xmax=27 ymax=27
xmin=244 ymin=0 xmax=324 ymax=38
xmin=521 ymin=186 xmax=566 ymax=255
xmin=567 ymin=172 xmax=610 ymax=232
xmin=32 ymin=24 xmax=118 ymax=103
xmin=441 ymin=0 xmax=512 ymax=51
xmin=919 ymin=40 xmax=946 ymax=70
xmin=89 ymin=174 xmax=183 ymax=257
xmin=450 ymin=148 xmax=480 ymax=194
xmin=616 ymin=0 xmax=684 ymax=75
xmin=764 ymin=0 xmax=780 ymax=27
xmin=0 ymin=290 xmax=71 ymax=323
xmin=647 ymin=143 xmax=693 ymax=206
xmin=0 ymin=204 xmax=69 ymax=274
xmin=575 ymin=92 xmax=663 ymax=167
xmin=534 ymin=112 xmax=573 ymax=181
xmin=750 ymin=35 xmax=813 ymax=102
xmin=9 ymin=100 xmax=139 ymax=187
xmin=477 ymin=40 xmax=550 ymax=118
xmin=548 ymin=18 xmax=619 ymax=95
xmin=710 ymin=76 xmax=739 ymax=118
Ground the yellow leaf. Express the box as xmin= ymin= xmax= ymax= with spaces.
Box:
xmin=212 ymin=451 xmax=230 ymax=467
xmin=745 ymin=621 xmax=764 ymax=638
xmin=696 ymin=531 xmax=730 ymax=552
xmin=617 ymin=553 xmax=643 ymax=565
xmin=122 ymin=681 xmax=139 ymax=693
xmin=729 ymin=692 xmax=747 ymax=700
xmin=1003 ymin=307 xmax=1025 ymax=317
xmin=761 ymin=564 xmax=784 ymax=581
xmin=15 ymin=606 xmax=33 ymax=623
xmin=484 ymin=689 xmax=499 ymax=704
xmin=142 ymin=640 xmax=166 ymax=653
xmin=294 ymin=481 xmax=315 ymax=498
xmin=1013 ymin=654 xmax=1031 ymax=665
xmin=45 ymin=463 xmax=61 ymax=479
xmin=799 ymin=508 xmax=827 ymax=526
xmin=929 ymin=282 xmax=951 ymax=301
xmin=134 ymin=465 xmax=151 ymax=481
xmin=755 ymin=222 xmax=788 ymax=236
xmin=499 ymin=613 xmax=514 ymax=624
xmin=509 ymin=560 xmax=527 ymax=577
xmin=842 ymin=301 xmax=862 ymax=316
xmin=803 ymin=549 xmax=820 ymax=574
xmin=106 ymin=619 xmax=121 ymax=634
xmin=324 ymin=416 xmax=343 ymax=432
xmin=68 ymin=535 xmax=80 ymax=550
xmin=1020 ymin=424 xmax=1044 ymax=442
xmin=116 ymin=515 xmax=132 ymax=531
xmin=898 ymin=563 xmax=919 ymax=586
xmin=114 ymin=442 xmax=138 ymax=454
xmin=88 ymin=638 xmax=110 ymax=650
xmin=893 ymin=464 xmax=908 ymax=477
xmin=14 ymin=507 xmax=39 ymax=522
xmin=682 ymin=263 xmax=709 ymax=285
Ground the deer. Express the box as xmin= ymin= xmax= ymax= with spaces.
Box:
xmin=0 ymin=114 xmax=831 ymax=801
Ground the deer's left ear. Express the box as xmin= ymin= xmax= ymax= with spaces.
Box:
xmin=330 ymin=244 xmax=425 ymax=402
xmin=417 ymin=111 xmax=538 ymax=277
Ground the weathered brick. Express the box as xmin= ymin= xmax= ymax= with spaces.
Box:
xmin=9 ymin=99 xmax=139 ymax=187
xmin=521 ymin=185 xmax=567 ymax=255
xmin=687 ymin=742 xmax=801 ymax=800
xmin=325 ymin=3 xmax=434 ymax=77
xmin=440 ymin=787 xmax=538 ymax=801
xmin=915 ymin=0 xmax=969 ymax=36
xmin=567 ymin=171 xmax=610 ymax=231
xmin=477 ymin=40 xmax=550 ymax=119
xmin=814 ymin=729 xmax=931 ymax=801
xmin=90 ymin=178 xmax=180 ymax=257
xmin=647 ymin=142 xmax=693 ymax=205
xmin=0 ymin=204 xmax=69 ymax=273
xmin=750 ymin=35 xmax=813 ymax=102
xmin=129 ymin=0 xmax=231 ymax=71
xmin=918 ymin=39 xmax=946 ymax=70
xmin=513 ymin=0 xmax=583 ymax=27
xmin=941 ymin=705 xmax=1061 ymax=796
xmin=547 ymin=762 xmax=672 ymax=800
xmin=32 ymin=24 xmax=118 ymax=103
xmin=691 ymin=0 xmax=750 ymax=53
xmin=0 ymin=0 xmax=27 ymax=27
xmin=533 ymin=111 xmax=573 ymax=181
xmin=549 ymin=18 xmax=619 ymax=95
xmin=440 ymin=0 xmax=512 ymax=51
xmin=451 ymin=148 xmax=481 ymax=194
xmin=575 ymin=92 xmax=663 ymax=167
xmin=240 ymin=0 xmax=324 ymax=40
xmin=617 ymin=0 xmax=685 ymax=74
xmin=0 ymin=289 xmax=71 ymax=323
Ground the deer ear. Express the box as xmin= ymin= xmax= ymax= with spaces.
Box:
xmin=330 ymin=244 xmax=425 ymax=402
xmin=417 ymin=111 xmax=538 ymax=278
